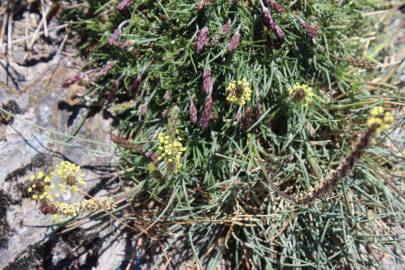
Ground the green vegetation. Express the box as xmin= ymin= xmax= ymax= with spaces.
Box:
xmin=59 ymin=0 xmax=404 ymax=268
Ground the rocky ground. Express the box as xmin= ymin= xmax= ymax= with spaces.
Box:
xmin=0 ymin=2 xmax=131 ymax=269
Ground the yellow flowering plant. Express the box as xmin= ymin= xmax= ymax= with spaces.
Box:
xmin=288 ymin=83 xmax=315 ymax=105
xmin=155 ymin=106 xmax=186 ymax=173
xmin=367 ymin=106 xmax=393 ymax=135
xmin=28 ymin=161 xmax=115 ymax=222
xmin=157 ymin=131 xmax=186 ymax=173
xmin=28 ymin=171 xmax=54 ymax=201
xmin=55 ymin=161 xmax=85 ymax=192
xmin=226 ymin=79 xmax=252 ymax=106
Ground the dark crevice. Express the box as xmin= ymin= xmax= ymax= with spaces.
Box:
xmin=0 ymin=190 xmax=11 ymax=249
xmin=0 ymin=100 xmax=23 ymax=125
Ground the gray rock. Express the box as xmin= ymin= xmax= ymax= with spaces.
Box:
xmin=0 ymin=2 xmax=126 ymax=269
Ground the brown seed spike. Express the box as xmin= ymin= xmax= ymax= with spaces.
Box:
xmin=296 ymin=125 xmax=379 ymax=204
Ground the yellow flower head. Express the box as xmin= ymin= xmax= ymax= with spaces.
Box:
xmin=50 ymin=197 xmax=116 ymax=221
xmin=226 ymin=79 xmax=252 ymax=106
xmin=28 ymin=161 xmax=86 ymax=206
xmin=54 ymin=201 xmax=79 ymax=216
xmin=28 ymin=171 xmax=52 ymax=202
xmin=157 ymin=131 xmax=186 ymax=172
xmin=55 ymin=161 xmax=85 ymax=189
xmin=288 ymin=83 xmax=314 ymax=105
xmin=28 ymin=162 xmax=115 ymax=223
xmin=367 ymin=106 xmax=393 ymax=135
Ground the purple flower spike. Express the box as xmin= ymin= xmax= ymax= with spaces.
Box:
xmin=270 ymin=0 xmax=284 ymax=13
xmin=117 ymin=0 xmax=133 ymax=11
xmin=203 ymin=69 xmax=213 ymax=94
xmin=228 ymin=30 xmax=240 ymax=52
xmin=109 ymin=28 xmax=121 ymax=47
xmin=301 ymin=21 xmax=319 ymax=39
xmin=189 ymin=98 xmax=198 ymax=124
xmin=200 ymin=94 xmax=212 ymax=129
xmin=196 ymin=0 xmax=211 ymax=11
xmin=262 ymin=9 xmax=285 ymax=39
xmin=196 ymin=26 xmax=209 ymax=54
xmin=222 ymin=19 xmax=231 ymax=34
xmin=98 ymin=62 xmax=113 ymax=77
xmin=109 ymin=27 xmax=131 ymax=48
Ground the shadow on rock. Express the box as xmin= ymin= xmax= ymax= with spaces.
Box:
xmin=4 ymin=228 xmax=102 ymax=270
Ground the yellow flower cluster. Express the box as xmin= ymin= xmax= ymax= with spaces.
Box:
xmin=79 ymin=198 xmax=115 ymax=212
xmin=29 ymin=161 xmax=118 ymax=222
xmin=28 ymin=161 xmax=101 ymax=222
xmin=157 ymin=131 xmax=186 ymax=172
xmin=367 ymin=106 xmax=394 ymax=135
xmin=28 ymin=171 xmax=54 ymax=201
xmin=55 ymin=161 xmax=85 ymax=188
xmin=29 ymin=162 xmax=84 ymax=199
xmin=54 ymin=201 xmax=78 ymax=217
xmin=54 ymin=198 xmax=115 ymax=216
xmin=288 ymin=83 xmax=314 ymax=105
xmin=51 ymin=198 xmax=115 ymax=222
xmin=226 ymin=79 xmax=252 ymax=106
xmin=29 ymin=161 xmax=86 ymax=201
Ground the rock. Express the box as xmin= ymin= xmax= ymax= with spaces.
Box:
xmin=0 ymin=2 xmax=126 ymax=269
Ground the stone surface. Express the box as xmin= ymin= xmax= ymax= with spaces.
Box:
xmin=0 ymin=2 xmax=128 ymax=269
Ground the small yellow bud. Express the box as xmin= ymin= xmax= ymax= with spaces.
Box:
xmin=52 ymin=214 xmax=59 ymax=223
xmin=367 ymin=107 xmax=394 ymax=135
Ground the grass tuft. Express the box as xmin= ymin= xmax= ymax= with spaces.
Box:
xmin=54 ymin=0 xmax=405 ymax=268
